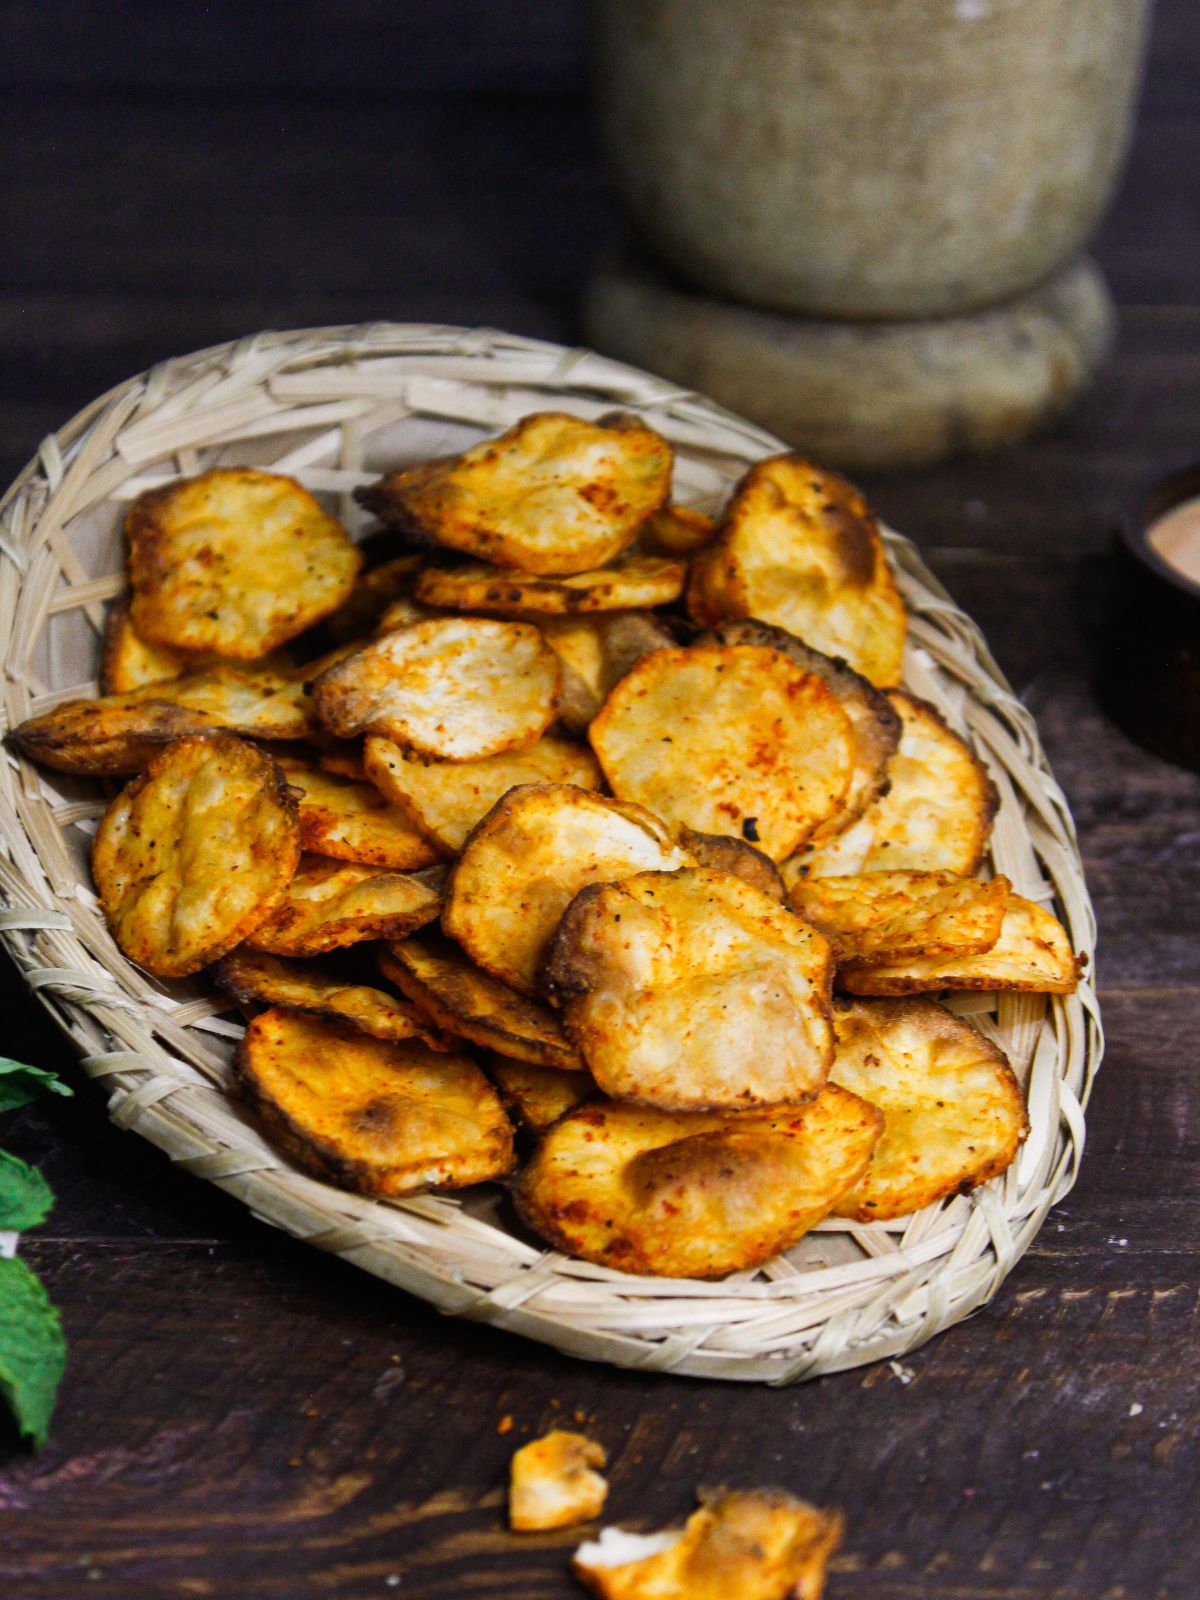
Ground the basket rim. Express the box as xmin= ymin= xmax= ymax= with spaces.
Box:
xmin=0 ymin=319 xmax=1102 ymax=1384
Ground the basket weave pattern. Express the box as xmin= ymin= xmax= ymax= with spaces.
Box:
xmin=0 ymin=324 xmax=1101 ymax=1383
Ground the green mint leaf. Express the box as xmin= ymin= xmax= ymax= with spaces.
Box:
xmin=0 ymin=1059 xmax=73 ymax=1116
xmin=0 ymin=1254 xmax=66 ymax=1448
xmin=0 ymin=1151 xmax=55 ymax=1232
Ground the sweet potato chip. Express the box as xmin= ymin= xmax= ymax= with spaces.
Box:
xmin=128 ymin=468 xmax=361 ymax=658
xmin=510 ymin=1430 xmax=608 ymax=1532
xmin=687 ymin=455 xmax=907 ymax=688
xmin=380 ymin=932 xmax=582 ymax=1069
xmin=786 ymin=690 xmax=998 ymax=881
xmin=697 ymin=620 xmax=900 ymax=845
xmin=486 ymin=1057 xmax=594 ymax=1134
xmin=545 ymin=868 xmax=834 ymax=1110
xmin=355 ymin=412 xmax=673 ymax=575
xmin=311 ymin=617 xmax=560 ymax=759
xmin=276 ymin=759 xmax=441 ymax=869
xmin=830 ymin=997 xmax=1028 ymax=1219
xmin=413 ymin=555 xmax=686 ymax=617
xmin=92 ymin=734 xmax=299 ymax=977
xmin=362 ymin=733 xmax=602 ymax=854
xmin=442 ymin=784 xmax=691 ymax=995
xmin=839 ymin=894 xmax=1078 ymax=995
xmin=101 ymin=595 xmax=205 ymax=694
xmin=215 ymin=948 xmax=448 ymax=1047
xmin=589 ymin=645 xmax=854 ymax=862
xmin=11 ymin=666 xmax=314 ymax=776
xmin=636 ymin=504 xmax=717 ymax=558
xmin=246 ymin=855 xmax=441 ymax=957
xmin=540 ymin=612 xmax=676 ymax=733
xmin=515 ymin=1089 xmax=882 ymax=1278
xmin=675 ymin=828 xmax=786 ymax=901
xmin=789 ymin=870 xmax=1010 ymax=963
xmin=573 ymin=1489 xmax=844 ymax=1600
xmin=235 ymin=1008 xmax=513 ymax=1196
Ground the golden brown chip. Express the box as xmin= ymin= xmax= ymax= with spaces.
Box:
xmin=687 ymin=455 xmax=907 ymax=688
xmin=486 ymin=1057 xmax=594 ymax=1134
xmin=91 ymin=734 xmax=299 ymax=977
xmin=510 ymin=1430 xmax=608 ymax=1532
xmin=675 ymin=828 xmax=786 ymax=901
xmin=100 ymin=595 xmax=207 ymax=694
xmin=215 ymin=947 xmax=448 ymax=1047
xmin=374 ymin=594 xmax=442 ymax=634
xmin=786 ymin=690 xmax=998 ymax=882
xmin=246 ymin=855 xmax=441 ymax=957
xmin=356 ymin=412 xmax=673 ymax=575
xmin=325 ymin=555 xmax=426 ymax=642
xmin=573 ymin=1489 xmax=844 ymax=1600
xmin=545 ymin=868 xmax=834 ymax=1111
xmin=589 ymin=645 xmax=854 ymax=862
xmin=362 ymin=733 xmax=602 ymax=854
xmin=839 ymin=893 xmax=1079 ymax=995
xmin=128 ymin=468 xmax=361 ymax=658
xmin=636 ymin=503 xmax=718 ymax=558
xmin=381 ymin=933 xmax=582 ymax=1069
xmin=515 ymin=1089 xmax=882 ymax=1279
xmin=540 ymin=612 xmax=677 ymax=733
xmin=235 ymin=1008 xmax=514 ymax=1196
xmin=413 ymin=555 xmax=685 ymax=617
xmin=789 ymin=870 xmax=1010 ymax=964
xmin=311 ymin=617 xmax=560 ymax=760
xmin=10 ymin=666 xmax=314 ymax=776
xmin=830 ymin=997 xmax=1028 ymax=1219
xmin=442 ymin=784 xmax=691 ymax=995
xmin=276 ymin=759 xmax=441 ymax=869
xmin=698 ymin=619 xmax=900 ymax=845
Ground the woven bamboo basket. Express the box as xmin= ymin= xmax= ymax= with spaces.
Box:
xmin=0 ymin=323 xmax=1100 ymax=1383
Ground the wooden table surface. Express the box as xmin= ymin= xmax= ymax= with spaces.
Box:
xmin=1 ymin=5 xmax=1197 ymax=1596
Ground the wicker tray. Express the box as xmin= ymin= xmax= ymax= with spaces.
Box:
xmin=0 ymin=323 xmax=1100 ymax=1383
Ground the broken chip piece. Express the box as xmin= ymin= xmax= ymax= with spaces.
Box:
xmin=510 ymin=1429 xmax=608 ymax=1531
xmin=356 ymin=411 xmax=673 ymax=575
xmin=215 ymin=947 xmax=447 ymax=1048
xmin=545 ymin=867 xmax=835 ymax=1111
xmin=235 ymin=1008 xmax=514 ymax=1196
xmin=276 ymin=758 xmax=441 ymax=870
xmin=485 ymin=1057 xmax=594 ymax=1135
xmin=789 ymin=870 xmax=1010 ymax=964
xmin=830 ymin=997 xmax=1028 ymax=1219
xmin=540 ymin=612 xmax=677 ymax=733
xmin=414 ymin=555 xmax=686 ymax=617
xmin=515 ymin=1089 xmax=881 ymax=1278
xmin=92 ymin=734 xmax=299 ymax=977
xmin=127 ymin=468 xmax=361 ymax=659
xmin=245 ymin=855 xmax=441 ymax=957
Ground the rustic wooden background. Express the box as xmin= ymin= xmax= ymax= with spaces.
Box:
xmin=1 ymin=2 xmax=1198 ymax=1595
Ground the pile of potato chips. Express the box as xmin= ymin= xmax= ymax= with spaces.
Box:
xmin=11 ymin=411 xmax=1079 ymax=1279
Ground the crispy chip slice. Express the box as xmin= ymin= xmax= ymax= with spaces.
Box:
xmin=413 ymin=555 xmax=686 ymax=617
xmin=545 ymin=868 xmax=834 ymax=1110
xmin=789 ymin=870 xmax=1010 ymax=963
xmin=128 ymin=468 xmax=361 ymax=658
xmin=486 ymin=1057 xmax=594 ymax=1134
xmin=325 ymin=555 xmax=426 ymax=642
xmin=687 ymin=455 xmax=907 ymax=687
xmin=355 ymin=412 xmax=673 ymax=575
xmin=442 ymin=784 xmax=691 ymax=995
xmin=636 ymin=503 xmax=718 ymax=558
xmin=375 ymin=594 xmax=442 ymax=633
xmin=92 ymin=734 xmax=299 ymax=977
xmin=100 ymin=595 xmax=209 ymax=694
xmin=514 ymin=1089 xmax=882 ymax=1278
xmin=246 ymin=855 xmax=441 ymax=957
xmin=11 ymin=666 xmax=315 ymax=776
xmin=215 ymin=948 xmax=448 ymax=1047
xmin=698 ymin=620 xmax=900 ymax=845
xmin=786 ymin=690 xmax=998 ymax=881
xmin=381 ymin=932 xmax=582 ymax=1069
xmin=276 ymin=759 xmax=441 ymax=869
xmin=540 ymin=612 xmax=676 ymax=733
xmin=839 ymin=893 xmax=1078 ymax=995
xmin=675 ymin=828 xmax=786 ymax=901
xmin=311 ymin=617 xmax=560 ymax=759
xmin=589 ymin=645 xmax=854 ymax=862
xmin=830 ymin=997 xmax=1028 ymax=1219
xmin=235 ymin=1008 xmax=514 ymax=1196
xmin=510 ymin=1430 xmax=608 ymax=1532
xmin=573 ymin=1490 xmax=844 ymax=1600
xmin=362 ymin=733 xmax=602 ymax=854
